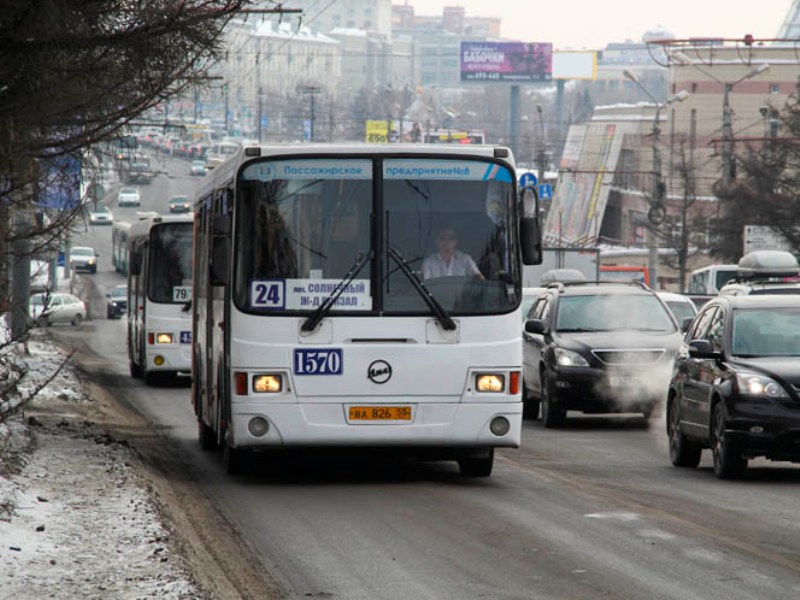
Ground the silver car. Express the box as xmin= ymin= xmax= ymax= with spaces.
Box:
xmin=29 ymin=293 xmax=87 ymax=327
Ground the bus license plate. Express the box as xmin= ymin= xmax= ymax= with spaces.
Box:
xmin=349 ymin=406 xmax=412 ymax=421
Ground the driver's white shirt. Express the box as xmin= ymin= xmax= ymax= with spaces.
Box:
xmin=422 ymin=250 xmax=481 ymax=279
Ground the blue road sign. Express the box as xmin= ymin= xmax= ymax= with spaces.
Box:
xmin=37 ymin=154 xmax=81 ymax=210
xmin=538 ymin=183 xmax=553 ymax=199
xmin=260 ymin=115 xmax=269 ymax=128
xmin=519 ymin=171 xmax=537 ymax=188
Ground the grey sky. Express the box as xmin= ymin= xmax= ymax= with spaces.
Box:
xmin=407 ymin=0 xmax=793 ymax=50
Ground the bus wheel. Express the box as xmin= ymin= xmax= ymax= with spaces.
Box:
xmin=223 ymin=443 xmax=247 ymax=475
xmin=144 ymin=370 xmax=161 ymax=386
xmin=198 ymin=419 xmax=218 ymax=451
xmin=458 ymin=448 xmax=494 ymax=477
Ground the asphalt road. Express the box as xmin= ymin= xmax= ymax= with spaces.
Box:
xmin=54 ymin=152 xmax=800 ymax=600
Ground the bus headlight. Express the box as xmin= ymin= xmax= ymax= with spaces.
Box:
xmin=253 ymin=374 xmax=282 ymax=393
xmin=476 ymin=373 xmax=505 ymax=393
xmin=156 ymin=333 xmax=173 ymax=344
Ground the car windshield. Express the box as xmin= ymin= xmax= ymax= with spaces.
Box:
xmin=111 ymin=286 xmax=127 ymax=298
xmin=121 ymin=188 xmax=137 ymax=194
xmin=732 ymin=307 xmax=800 ymax=356
xmin=556 ymin=293 xmax=677 ymax=332
xmin=72 ymin=248 xmax=94 ymax=256
xmin=170 ymin=196 xmax=188 ymax=203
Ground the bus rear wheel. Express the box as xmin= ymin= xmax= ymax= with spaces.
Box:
xmin=458 ymin=449 xmax=494 ymax=477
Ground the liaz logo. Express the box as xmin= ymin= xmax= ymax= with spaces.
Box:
xmin=367 ymin=360 xmax=392 ymax=384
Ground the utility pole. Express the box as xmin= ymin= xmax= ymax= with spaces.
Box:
xmin=224 ymin=83 xmax=229 ymax=132
xmin=624 ymin=70 xmax=689 ymax=290
xmin=301 ymin=86 xmax=321 ymax=142
xmin=535 ymin=104 xmax=547 ymax=184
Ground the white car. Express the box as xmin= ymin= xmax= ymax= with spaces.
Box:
xmin=69 ymin=246 xmax=99 ymax=274
xmin=88 ymin=204 xmax=113 ymax=225
xmin=29 ymin=292 xmax=87 ymax=327
xmin=117 ymin=186 xmax=141 ymax=207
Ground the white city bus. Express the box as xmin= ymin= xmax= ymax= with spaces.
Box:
xmin=111 ymin=220 xmax=132 ymax=274
xmin=127 ymin=213 xmax=194 ymax=384
xmin=192 ymin=143 xmax=542 ymax=475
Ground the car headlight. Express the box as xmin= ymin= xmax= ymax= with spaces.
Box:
xmin=554 ymin=347 xmax=590 ymax=367
xmin=88 ymin=259 xmax=96 ymax=265
xmin=735 ymin=372 xmax=789 ymax=399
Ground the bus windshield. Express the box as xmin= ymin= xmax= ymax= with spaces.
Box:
xmin=147 ymin=223 xmax=194 ymax=303
xmin=234 ymin=157 xmax=519 ymax=316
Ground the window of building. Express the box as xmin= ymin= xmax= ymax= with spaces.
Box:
xmin=771 ymin=83 xmax=781 ymax=94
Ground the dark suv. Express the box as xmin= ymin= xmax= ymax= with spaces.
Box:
xmin=667 ymin=294 xmax=800 ymax=479
xmin=522 ymin=282 xmax=682 ymax=427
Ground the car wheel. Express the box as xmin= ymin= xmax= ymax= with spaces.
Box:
xmin=458 ymin=448 xmax=494 ymax=477
xmin=711 ymin=402 xmax=748 ymax=479
xmin=37 ymin=315 xmax=49 ymax=327
xmin=70 ymin=314 xmax=83 ymax=326
xmin=522 ymin=384 xmax=540 ymax=420
xmin=667 ymin=396 xmax=702 ymax=468
xmin=540 ymin=369 xmax=565 ymax=428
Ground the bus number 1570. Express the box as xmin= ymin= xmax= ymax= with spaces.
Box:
xmin=294 ymin=348 xmax=343 ymax=375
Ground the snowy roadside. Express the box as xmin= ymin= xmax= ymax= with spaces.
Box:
xmin=0 ymin=323 xmax=206 ymax=599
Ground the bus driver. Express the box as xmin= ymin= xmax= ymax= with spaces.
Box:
xmin=422 ymin=227 xmax=484 ymax=280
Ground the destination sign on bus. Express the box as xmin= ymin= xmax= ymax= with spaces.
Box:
xmin=241 ymin=159 xmax=372 ymax=181
xmin=250 ymin=279 xmax=372 ymax=311
xmin=383 ymin=160 xmax=513 ymax=182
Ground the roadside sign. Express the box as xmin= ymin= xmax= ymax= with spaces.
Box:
xmin=519 ymin=171 xmax=537 ymax=188
xmin=743 ymin=225 xmax=791 ymax=253
xmin=538 ymin=183 xmax=553 ymax=199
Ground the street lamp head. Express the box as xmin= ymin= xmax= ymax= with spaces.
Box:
xmin=671 ymin=90 xmax=690 ymax=103
xmin=671 ymin=52 xmax=693 ymax=66
xmin=749 ymin=63 xmax=770 ymax=77
xmin=623 ymin=69 xmax=638 ymax=82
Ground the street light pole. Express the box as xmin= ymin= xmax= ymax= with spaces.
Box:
xmin=623 ymin=70 xmax=688 ymax=290
xmin=672 ymin=54 xmax=769 ymax=186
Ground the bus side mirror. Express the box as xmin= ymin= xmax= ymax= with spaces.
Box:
xmin=521 ymin=217 xmax=542 ymax=265
xmin=211 ymin=236 xmax=230 ymax=286
xmin=520 ymin=184 xmax=542 ymax=265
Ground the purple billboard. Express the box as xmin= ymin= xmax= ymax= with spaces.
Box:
xmin=460 ymin=42 xmax=553 ymax=82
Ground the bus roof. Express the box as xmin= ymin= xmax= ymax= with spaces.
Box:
xmin=129 ymin=213 xmax=194 ymax=240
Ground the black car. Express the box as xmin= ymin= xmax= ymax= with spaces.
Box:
xmin=106 ymin=284 xmax=128 ymax=319
xmin=523 ymin=281 xmax=683 ymax=427
xmin=667 ymin=294 xmax=800 ymax=479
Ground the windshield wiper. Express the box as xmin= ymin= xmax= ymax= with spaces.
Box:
xmin=301 ymin=251 xmax=372 ymax=332
xmin=387 ymin=245 xmax=456 ymax=331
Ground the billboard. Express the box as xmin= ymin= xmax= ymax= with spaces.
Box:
xmin=460 ymin=42 xmax=552 ymax=82
xmin=552 ymin=51 xmax=597 ymax=80
xmin=544 ymin=122 xmax=637 ymax=246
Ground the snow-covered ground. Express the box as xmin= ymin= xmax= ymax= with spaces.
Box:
xmin=0 ymin=321 xmax=204 ymax=599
